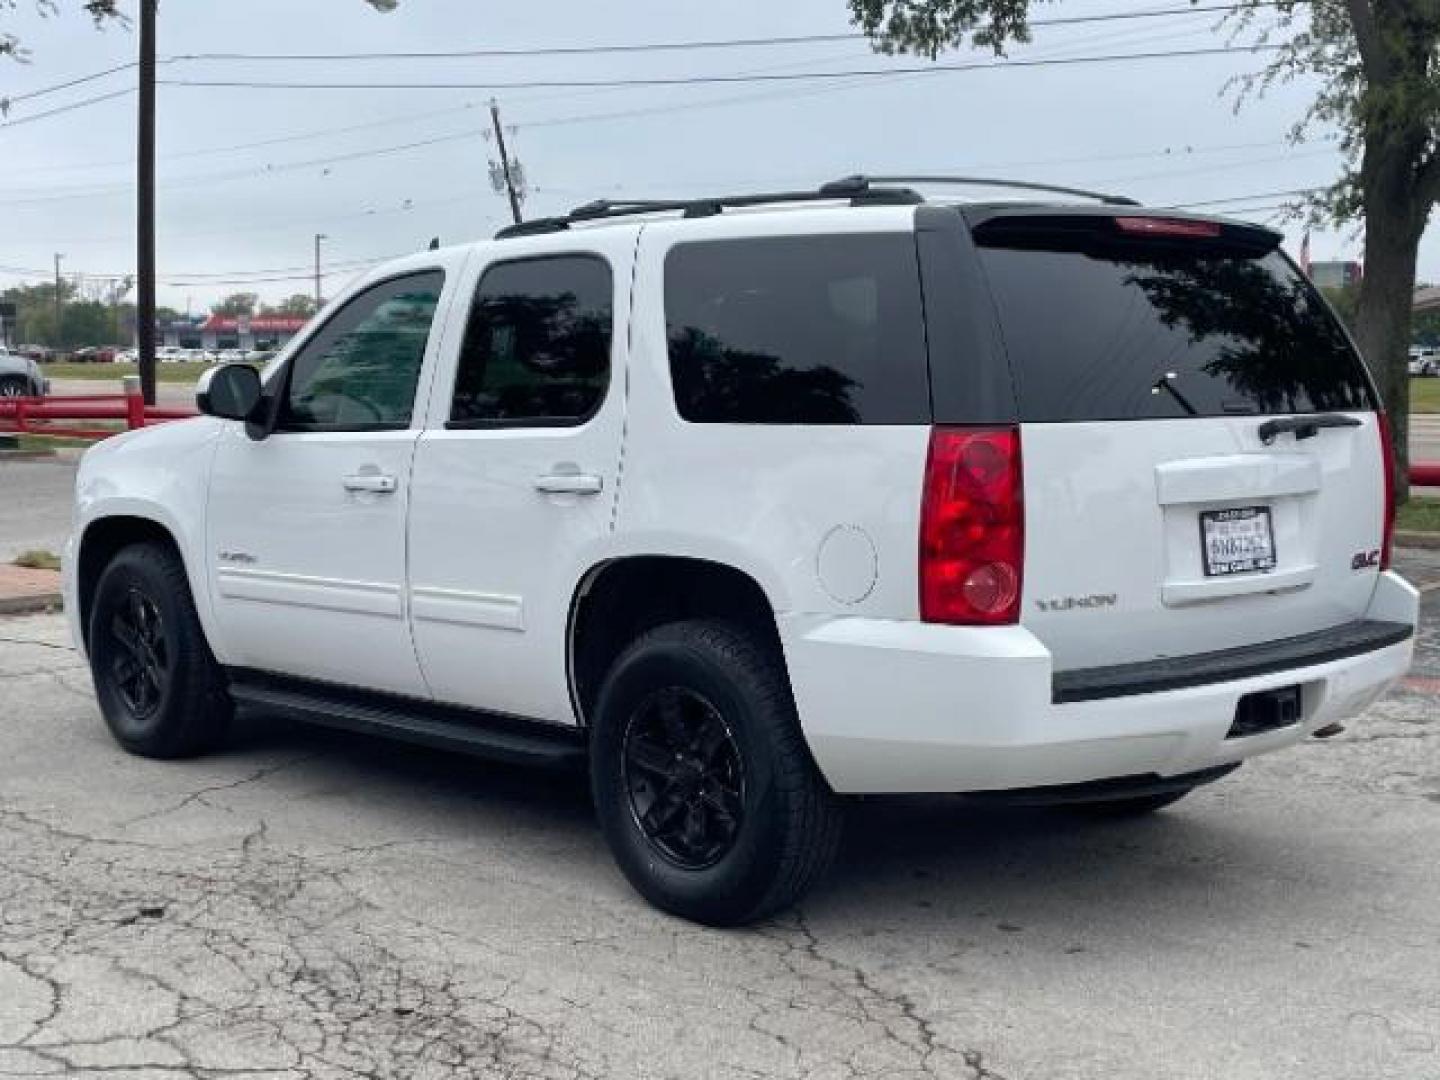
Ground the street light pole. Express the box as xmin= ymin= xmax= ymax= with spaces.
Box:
xmin=314 ymin=233 xmax=328 ymax=309
xmin=53 ymin=253 xmax=63 ymax=349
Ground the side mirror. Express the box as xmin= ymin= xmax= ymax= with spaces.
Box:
xmin=196 ymin=363 xmax=262 ymax=423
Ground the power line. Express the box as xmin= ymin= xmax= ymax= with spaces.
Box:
xmin=165 ymin=2 xmax=1304 ymax=62
xmin=159 ymin=43 xmax=1282 ymax=93
xmin=1167 ymin=186 xmax=1323 ymax=207
xmin=0 ymin=87 xmax=134 ymax=130
xmin=1 ymin=61 xmax=139 ymax=106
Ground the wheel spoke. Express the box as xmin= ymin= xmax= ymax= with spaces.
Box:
xmin=627 ymin=734 xmax=676 ymax=780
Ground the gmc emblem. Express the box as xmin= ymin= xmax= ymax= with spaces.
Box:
xmin=1351 ymin=549 xmax=1381 ymax=570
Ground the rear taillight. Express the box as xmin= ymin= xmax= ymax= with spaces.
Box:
xmin=920 ymin=426 xmax=1024 ymax=625
xmin=1378 ymin=411 xmax=1396 ymax=570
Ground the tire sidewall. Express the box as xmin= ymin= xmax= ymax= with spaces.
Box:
xmin=591 ymin=630 xmax=793 ymax=923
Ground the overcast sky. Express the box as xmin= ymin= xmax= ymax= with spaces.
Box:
xmin=0 ymin=0 xmax=1420 ymax=315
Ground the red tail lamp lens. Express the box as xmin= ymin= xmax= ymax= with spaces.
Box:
xmin=920 ymin=426 xmax=1024 ymax=625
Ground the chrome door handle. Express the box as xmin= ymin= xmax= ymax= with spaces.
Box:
xmin=534 ymin=473 xmax=603 ymax=496
xmin=343 ymin=473 xmax=398 ymax=493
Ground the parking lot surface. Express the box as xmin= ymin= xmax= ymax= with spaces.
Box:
xmin=0 ymin=559 xmax=1437 ymax=1079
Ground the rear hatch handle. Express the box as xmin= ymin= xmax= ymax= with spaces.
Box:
xmin=1257 ymin=413 xmax=1362 ymax=445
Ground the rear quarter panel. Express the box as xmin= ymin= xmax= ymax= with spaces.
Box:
xmin=615 ymin=209 xmax=930 ymax=621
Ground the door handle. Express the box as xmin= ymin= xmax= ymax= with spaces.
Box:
xmin=534 ymin=473 xmax=603 ymax=496
xmin=343 ymin=473 xmax=398 ymax=494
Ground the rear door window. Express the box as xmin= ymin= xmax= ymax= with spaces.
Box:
xmin=665 ymin=234 xmax=930 ymax=424
xmin=449 ymin=255 xmax=613 ymax=428
xmin=973 ymin=219 xmax=1374 ymax=421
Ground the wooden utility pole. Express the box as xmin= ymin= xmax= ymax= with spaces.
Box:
xmin=136 ymin=0 xmax=158 ymax=405
xmin=314 ymin=233 xmax=327 ymax=309
xmin=489 ymin=100 xmax=522 ymax=225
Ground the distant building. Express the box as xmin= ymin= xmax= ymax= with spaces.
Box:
xmin=158 ymin=314 xmax=308 ymax=351
xmin=1309 ymin=260 xmax=1363 ymax=289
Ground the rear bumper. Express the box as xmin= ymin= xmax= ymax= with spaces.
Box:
xmin=780 ymin=571 xmax=1419 ymax=795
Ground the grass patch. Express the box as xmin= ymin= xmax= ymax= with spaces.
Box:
xmin=12 ymin=550 xmax=61 ymax=571
xmin=1412 ymin=377 xmax=1440 ymax=413
xmin=42 ymin=361 xmax=213 ymax=384
xmin=1397 ymin=497 xmax=1440 ymax=533
xmin=12 ymin=433 xmax=107 ymax=450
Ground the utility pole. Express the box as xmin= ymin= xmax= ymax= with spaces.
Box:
xmin=489 ymin=99 xmax=523 ymax=225
xmin=314 ymin=233 xmax=328 ymax=309
xmin=53 ymin=254 xmax=63 ymax=349
xmin=136 ymin=0 xmax=158 ymax=405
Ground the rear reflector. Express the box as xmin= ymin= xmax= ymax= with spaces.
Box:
xmin=1114 ymin=216 xmax=1222 ymax=239
xmin=920 ymin=426 xmax=1024 ymax=625
xmin=1378 ymin=411 xmax=1396 ymax=570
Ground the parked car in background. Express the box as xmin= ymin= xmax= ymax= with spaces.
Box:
xmin=17 ymin=344 xmax=54 ymax=362
xmin=0 ymin=346 xmax=49 ymax=397
xmin=71 ymin=346 xmax=118 ymax=364
xmin=1408 ymin=346 xmax=1437 ymax=376
xmin=115 ymin=348 xmax=138 ymax=364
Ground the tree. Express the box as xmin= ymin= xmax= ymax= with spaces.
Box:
xmin=260 ymin=293 xmax=319 ymax=319
xmin=847 ymin=0 xmax=1435 ymax=499
xmin=3 ymin=0 xmax=395 ymax=65
xmin=210 ymin=292 xmax=259 ymax=318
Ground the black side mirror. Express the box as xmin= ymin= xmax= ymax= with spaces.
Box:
xmin=196 ymin=363 xmax=262 ymax=423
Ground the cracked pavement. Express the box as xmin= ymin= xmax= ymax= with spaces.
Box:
xmin=1 ymin=556 xmax=1437 ymax=1079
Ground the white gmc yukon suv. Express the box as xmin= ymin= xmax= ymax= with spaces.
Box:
xmin=65 ymin=178 xmax=1419 ymax=925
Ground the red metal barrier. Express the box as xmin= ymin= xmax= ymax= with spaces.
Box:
xmin=1413 ymin=462 xmax=1440 ymax=487
xmin=0 ymin=375 xmax=195 ymax=442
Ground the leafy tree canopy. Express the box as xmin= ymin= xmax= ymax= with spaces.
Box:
xmin=210 ymin=292 xmax=259 ymax=318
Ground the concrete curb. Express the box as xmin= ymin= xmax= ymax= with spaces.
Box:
xmin=1396 ymin=531 xmax=1440 ymax=551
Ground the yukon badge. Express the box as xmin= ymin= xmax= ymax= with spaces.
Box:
xmin=1035 ymin=594 xmax=1118 ymax=614
xmin=1351 ymin=549 xmax=1381 ymax=571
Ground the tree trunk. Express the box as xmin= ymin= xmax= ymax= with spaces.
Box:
xmin=1354 ymin=145 xmax=1427 ymax=503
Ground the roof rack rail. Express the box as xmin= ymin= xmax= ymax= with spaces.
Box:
xmin=494 ymin=183 xmax=924 ymax=239
xmin=823 ymin=174 xmax=1140 ymax=207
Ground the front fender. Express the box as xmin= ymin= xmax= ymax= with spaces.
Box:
xmin=70 ymin=419 xmax=227 ymax=660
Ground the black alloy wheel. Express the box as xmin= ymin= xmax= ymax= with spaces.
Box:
xmin=107 ymin=587 xmax=170 ymax=721
xmin=623 ymin=687 xmax=745 ymax=870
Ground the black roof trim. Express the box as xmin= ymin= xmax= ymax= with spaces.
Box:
xmin=494 ymin=184 xmax=924 ymax=238
xmin=828 ymin=174 xmax=1139 ymax=207
xmin=492 ymin=173 xmax=1140 ymax=239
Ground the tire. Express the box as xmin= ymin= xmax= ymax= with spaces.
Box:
xmin=1065 ymin=787 xmax=1194 ymax=818
xmin=88 ymin=541 xmax=232 ymax=759
xmin=590 ymin=619 xmax=842 ymax=926
xmin=0 ymin=375 xmax=27 ymax=398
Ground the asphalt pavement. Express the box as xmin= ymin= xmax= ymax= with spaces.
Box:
xmin=0 ymin=555 xmax=1437 ymax=1078
xmin=0 ymin=454 xmax=78 ymax=563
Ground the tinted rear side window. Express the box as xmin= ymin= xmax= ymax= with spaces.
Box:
xmin=974 ymin=227 xmax=1373 ymax=421
xmin=450 ymin=255 xmax=612 ymax=427
xmin=665 ymin=234 xmax=930 ymax=424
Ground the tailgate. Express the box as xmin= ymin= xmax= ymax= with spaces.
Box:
xmin=963 ymin=209 xmax=1385 ymax=670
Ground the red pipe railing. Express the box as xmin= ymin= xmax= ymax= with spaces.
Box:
xmin=0 ymin=375 xmax=195 ymax=441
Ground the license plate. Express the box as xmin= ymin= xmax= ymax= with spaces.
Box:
xmin=1200 ymin=506 xmax=1276 ymax=577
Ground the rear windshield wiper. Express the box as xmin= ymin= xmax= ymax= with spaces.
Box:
xmin=1257 ymin=413 xmax=1362 ymax=445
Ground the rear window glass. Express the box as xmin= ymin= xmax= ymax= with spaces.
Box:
xmin=974 ymin=228 xmax=1373 ymax=421
xmin=665 ymin=234 xmax=930 ymax=424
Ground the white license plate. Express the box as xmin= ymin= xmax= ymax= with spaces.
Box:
xmin=1200 ymin=506 xmax=1276 ymax=577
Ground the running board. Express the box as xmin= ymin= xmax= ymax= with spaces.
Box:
xmin=226 ymin=669 xmax=587 ymax=769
